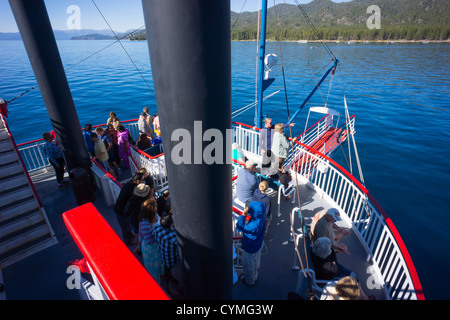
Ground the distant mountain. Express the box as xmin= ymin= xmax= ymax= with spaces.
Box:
xmin=0 ymin=29 xmax=116 ymax=40
xmin=71 ymin=34 xmax=114 ymax=40
xmin=2 ymin=0 xmax=448 ymax=42
xmin=230 ymin=0 xmax=450 ymax=41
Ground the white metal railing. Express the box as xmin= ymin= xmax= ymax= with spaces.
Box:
xmin=129 ymin=146 xmax=168 ymax=193
xmin=231 ymin=122 xmax=422 ymax=300
xmin=17 ymin=140 xmax=51 ymax=174
xmin=232 ymin=123 xmax=260 ymax=155
xmin=298 ymin=114 xmax=332 ymax=148
xmin=288 ymin=142 xmax=421 ymax=300
xmin=90 ymin=160 xmax=122 ymax=207
xmin=16 ymin=121 xmax=140 ymax=175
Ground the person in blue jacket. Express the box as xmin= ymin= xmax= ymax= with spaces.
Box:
xmin=236 ymin=201 xmax=266 ymax=286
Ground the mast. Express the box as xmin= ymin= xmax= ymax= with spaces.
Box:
xmin=141 ymin=0 xmax=232 ymax=299
xmin=255 ymin=0 xmax=268 ymax=128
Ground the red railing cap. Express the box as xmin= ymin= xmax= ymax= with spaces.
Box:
xmin=63 ymin=203 xmax=169 ymax=300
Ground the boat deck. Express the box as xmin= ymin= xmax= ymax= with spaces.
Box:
xmin=1 ymin=166 xmax=385 ymax=300
xmin=232 ymin=176 xmax=386 ymax=300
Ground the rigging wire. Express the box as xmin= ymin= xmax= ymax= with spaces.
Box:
xmin=273 ymin=0 xmax=313 ymax=296
xmin=292 ymin=0 xmax=336 ymax=61
xmin=91 ymin=0 xmax=154 ymax=95
xmin=5 ymin=25 xmax=147 ymax=104
xmin=65 ymin=25 xmax=145 ymax=72
xmin=231 ymin=0 xmax=249 ymax=32
xmin=232 ymin=90 xmax=280 ymax=119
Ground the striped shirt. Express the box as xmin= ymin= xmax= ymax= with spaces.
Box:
xmin=138 ymin=219 xmax=157 ymax=248
xmin=152 ymin=223 xmax=179 ymax=269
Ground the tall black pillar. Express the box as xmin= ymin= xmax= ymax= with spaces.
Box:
xmin=142 ymin=0 xmax=232 ymax=299
xmin=8 ymin=0 xmax=91 ymax=174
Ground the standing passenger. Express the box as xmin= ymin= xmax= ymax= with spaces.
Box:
xmin=135 ymin=198 xmax=164 ymax=284
xmin=91 ymin=132 xmax=116 ymax=178
xmin=236 ymin=201 xmax=266 ymax=286
xmin=142 ymin=107 xmax=154 ymax=139
xmin=272 ymin=123 xmax=292 ymax=170
xmin=83 ymin=124 xmax=95 ymax=157
xmin=42 ymin=132 xmax=67 ymax=188
xmin=107 ymin=111 xmax=120 ymax=130
xmin=113 ymin=173 xmax=143 ymax=245
xmin=117 ymin=125 xmax=131 ymax=168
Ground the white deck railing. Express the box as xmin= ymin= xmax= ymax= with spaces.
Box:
xmin=129 ymin=146 xmax=168 ymax=193
xmin=232 ymin=123 xmax=423 ymax=300
xmin=16 ymin=120 xmax=140 ymax=175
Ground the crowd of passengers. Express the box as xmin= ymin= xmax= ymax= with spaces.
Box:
xmin=42 ymin=107 xmax=161 ymax=187
xmin=45 ymin=113 xmax=375 ymax=300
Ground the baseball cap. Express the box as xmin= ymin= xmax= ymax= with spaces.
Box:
xmin=326 ymin=208 xmax=341 ymax=221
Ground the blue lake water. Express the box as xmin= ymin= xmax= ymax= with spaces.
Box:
xmin=0 ymin=40 xmax=449 ymax=299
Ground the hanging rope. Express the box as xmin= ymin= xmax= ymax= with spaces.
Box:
xmin=5 ymin=86 xmax=38 ymax=104
xmin=273 ymin=1 xmax=314 ymax=297
xmin=292 ymin=0 xmax=336 ymax=61
xmin=91 ymin=0 xmax=154 ymax=95
xmin=232 ymin=90 xmax=280 ymax=119
xmin=65 ymin=25 xmax=145 ymax=72
xmin=231 ymin=0 xmax=249 ymax=32
xmin=4 ymin=25 xmax=147 ymax=105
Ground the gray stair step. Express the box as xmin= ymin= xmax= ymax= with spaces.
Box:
xmin=0 ymin=198 xmax=40 ymax=224
xmin=0 ymin=187 xmax=34 ymax=211
xmin=0 ymin=161 xmax=23 ymax=179
xmin=0 ymin=236 xmax=58 ymax=269
xmin=0 ymin=129 xmax=8 ymax=141
xmin=0 ymin=139 xmax=13 ymax=153
xmin=0 ymin=150 xmax=18 ymax=165
xmin=0 ymin=211 xmax=44 ymax=241
xmin=0 ymin=173 xmax=28 ymax=194
xmin=0 ymin=224 xmax=51 ymax=256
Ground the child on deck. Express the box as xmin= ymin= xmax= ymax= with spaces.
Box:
xmin=91 ymin=132 xmax=116 ymax=178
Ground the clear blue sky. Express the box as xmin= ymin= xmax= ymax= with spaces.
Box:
xmin=0 ymin=0 xmax=351 ymax=33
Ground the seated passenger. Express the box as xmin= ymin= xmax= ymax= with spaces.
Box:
xmin=310 ymin=208 xmax=351 ymax=255
xmin=137 ymin=133 xmax=152 ymax=150
xmin=235 ymin=160 xmax=259 ymax=206
xmin=232 ymin=143 xmax=245 ymax=163
xmin=321 ymin=276 xmax=375 ymax=300
xmin=311 ymin=237 xmax=354 ymax=280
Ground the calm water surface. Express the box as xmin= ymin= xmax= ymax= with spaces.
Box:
xmin=0 ymin=40 xmax=449 ymax=299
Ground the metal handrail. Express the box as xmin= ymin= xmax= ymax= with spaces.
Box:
xmin=231 ymin=123 xmax=424 ymax=300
